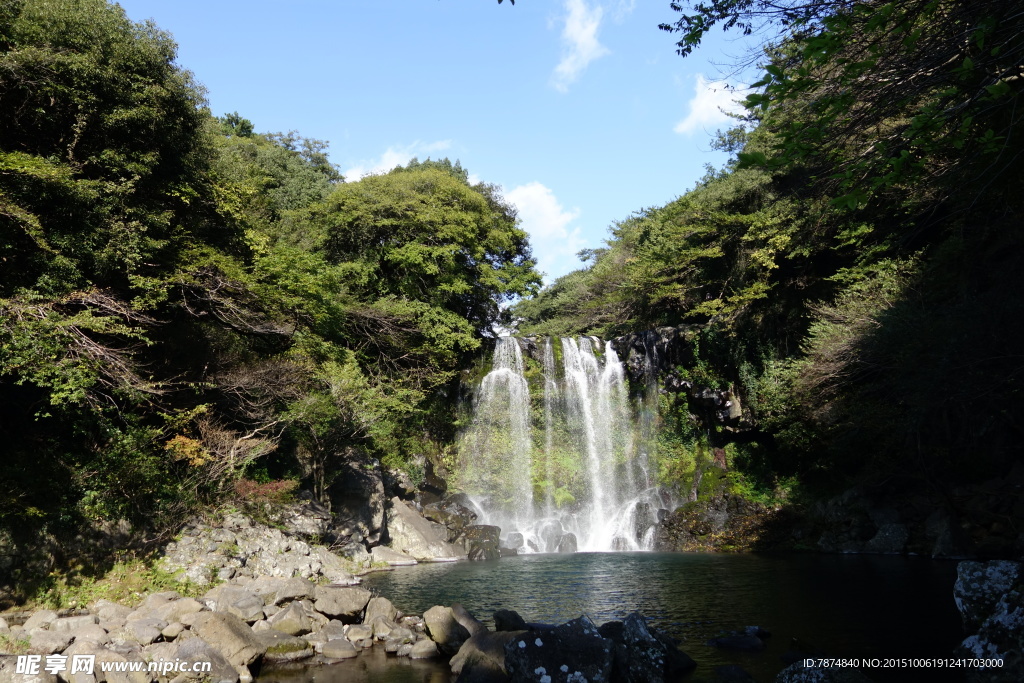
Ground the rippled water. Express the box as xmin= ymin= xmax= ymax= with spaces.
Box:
xmin=261 ymin=552 xmax=964 ymax=682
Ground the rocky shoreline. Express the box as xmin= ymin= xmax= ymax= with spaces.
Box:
xmin=2 ymin=502 xmax=1022 ymax=683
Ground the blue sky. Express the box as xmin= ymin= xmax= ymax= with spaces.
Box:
xmin=116 ymin=0 xmax=753 ymax=282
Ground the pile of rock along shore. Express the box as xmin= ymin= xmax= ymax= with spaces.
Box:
xmin=0 ymin=580 xmax=700 ymax=683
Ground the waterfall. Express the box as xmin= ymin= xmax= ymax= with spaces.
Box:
xmin=459 ymin=337 xmax=534 ymax=531
xmin=459 ymin=336 xmax=669 ymax=553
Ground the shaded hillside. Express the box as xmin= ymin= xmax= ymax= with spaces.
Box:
xmin=515 ymin=0 xmax=1024 ymax=555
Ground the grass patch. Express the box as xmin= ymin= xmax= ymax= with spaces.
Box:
xmin=26 ymin=555 xmax=208 ymax=610
xmin=0 ymin=632 xmax=31 ymax=655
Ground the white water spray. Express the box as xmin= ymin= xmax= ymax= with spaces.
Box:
xmin=460 ymin=336 xmax=669 ymax=552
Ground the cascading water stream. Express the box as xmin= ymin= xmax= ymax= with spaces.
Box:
xmin=459 ymin=336 xmax=671 ymax=553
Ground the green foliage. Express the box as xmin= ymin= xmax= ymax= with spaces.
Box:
xmin=0 ymin=0 xmax=543 ymax=566
xmin=519 ymin=0 xmax=1024 ymax=509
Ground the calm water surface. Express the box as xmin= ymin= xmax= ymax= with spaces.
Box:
xmin=261 ymin=552 xmax=964 ymax=683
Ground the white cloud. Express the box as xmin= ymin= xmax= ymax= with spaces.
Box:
xmin=551 ymin=0 xmax=610 ymax=93
xmin=673 ymin=75 xmax=746 ymax=135
xmin=611 ymin=0 xmax=635 ymax=22
xmin=342 ymin=140 xmax=452 ymax=180
xmin=505 ymin=182 xmax=586 ymax=283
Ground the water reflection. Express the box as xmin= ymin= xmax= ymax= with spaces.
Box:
xmin=258 ymin=647 xmax=450 ymax=683
xmin=359 ymin=552 xmax=963 ymax=682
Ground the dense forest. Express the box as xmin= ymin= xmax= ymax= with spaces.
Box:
xmin=516 ymin=0 xmax=1024 ymax=548
xmin=1 ymin=0 xmax=1022 ymax=592
xmin=0 ymin=0 xmax=539 ymax=579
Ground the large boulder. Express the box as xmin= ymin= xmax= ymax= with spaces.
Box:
xmin=371 ymin=545 xmax=417 ymax=566
xmin=451 ymin=630 xmax=527 ymax=681
xmin=312 ymin=585 xmax=371 ymax=622
xmin=603 ymin=613 xmax=696 ymax=682
xmin=207 ymin=587 xmax=264 ymax=623
xmin=422 ymin=496 xmax=480 ymax=542
xmin=423 ymin=605 xmax=471 ymax=654
xmin=321 ymin=637 xmax=359 ymax=659
xmin=174 ymin=637 xmax=238 ymax=683
xmin=460 ymin=525 xmax=501 ymax=561
xmin=504 ymin=616 xmax=615 ymax=683
xmin=267 ymin=601 xmax=312 ymax=636
xmin=188 ymin=612 xmax=266 ymax=667
xmin=493 ymin=609 xmax=528 ymax=632
xmin=385 ymin=497 xmax=465 ymax=561
xmin=364 ymin=597 xmax=398 ymax=625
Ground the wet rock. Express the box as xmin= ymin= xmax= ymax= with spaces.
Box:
xmin=450 ymin=630 xmax=527 ymax=681
xmin=505 ymin=616 xmax=615 ymax=683
xmin=600 ymin=613 xmax=696 ymax=682
xmin=423 ymin=605 xmax=471 ymax=654
xmin=345 ymin=624 xmax=373 ymax=644
xmin=253 ymin=630 xmax=313 ymax=662
xmin=556 ymin=532 xmax=578 ymax=554
xmin=452 ymin=604 xmax=488 ymax=638
xmin=461 ymin=525 xmax=501 ymax=561
xmin=503 ymin=532 xmax=524 ymax=550
xmin=538 ymin=520 xmax=564 ymax=553
xmin=955 ymin=560 xmax=1024 ymax=681
xmin=409 ymin=638 xmax=439 ymax=659
xmin=321 ymin=637 xmax=358 ymax=659
xmin=494 ymin=609 xmax=528 ymax=632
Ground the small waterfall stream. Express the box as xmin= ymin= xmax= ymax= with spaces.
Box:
xmin=459 ymin=336 xmax=671 ymax=553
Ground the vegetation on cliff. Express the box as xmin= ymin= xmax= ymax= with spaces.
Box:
xmin=515 ymin=0 xmax=1024 ymax=540
xmin=0 ymin=0 xmax=539 ymax=561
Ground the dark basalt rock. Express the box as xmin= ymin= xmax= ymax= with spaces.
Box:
xmin=461 ymin=525 xmax=501 ymax=561
xmin=422 ymin=496 xmax=480 ymax=542
xmin=612 ymin=612 xmax=697 ymax=682
xmin=493 ymin=609 xmax=528 ymax=632
xmin=504 ymin=615 xmax=615 ymax=683
xmin=555 ymin=532 xmax=578 ymax=554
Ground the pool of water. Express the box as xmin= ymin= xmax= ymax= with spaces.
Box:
xmin=358 ymin=552 xmax=965 ymax=682
xmin=258 ymin=552 xmax=965 ymax=682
